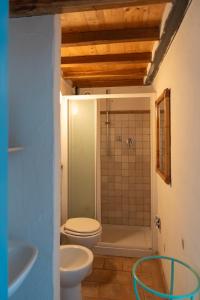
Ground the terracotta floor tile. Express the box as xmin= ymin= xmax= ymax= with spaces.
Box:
xmin=135 ymin=273 xmax=154 ymax=288
xmin=85 ymin=269 xmax=116 ymax=284
xmin=82 ymin=282 xmax=99 ymax=298
xmin=123 ymin=257 xmax=138 ymax=272
xmin=83 ymin=297 xmax=120 ymax=300
xmin=139 ymin=260 xmax=160 ymax=275
xmin=104 ymin=256 xmax=125 ymax=271
xmin=99 ymin=283 xmax=135 ymax=300
xmin=111 ymin=270 xmax=132 ymax=285
xmin=82 ymin=255 xmax=166 ymax=300
xmin=93 ymin=255 xmax=105 ymax=269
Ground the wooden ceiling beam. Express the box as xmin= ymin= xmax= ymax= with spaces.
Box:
xmin=64 ymin=74 xmax=146 ymax=81
xmin=72 ymin=78 xmax=144 ymax=88
xmin=10 ymin=0 xmax=172 ymax=18
xmin=146 ymin=0 xmax=192 ymax=84
xmin=61 ymin=52 xmax=151 ymax=65
xmin=62 ymin=27 xmax=160 ymax=47
xmin=62 ymin=67 xmax=146 ymax=76
xmin=62 ymin=68 xmax=147 ymax=80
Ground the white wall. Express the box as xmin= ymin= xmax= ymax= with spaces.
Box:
xmin=100 ymin=97 xmax=150 ymax=111
xmin=153 ymin=0 xmax=200 ymax=293
xmin=79 ymin=86 xmax=152 ymax=113
xmin=9 ymin=15 xmax=60 ymax=300
xmin=80 ymin=85 xmax=154 ymax=95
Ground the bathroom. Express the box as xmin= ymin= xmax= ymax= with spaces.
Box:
xmin=59 ymin=90 xmax=156 ymax=299
xmin=2 ymin=0 xmax=200 ymax=299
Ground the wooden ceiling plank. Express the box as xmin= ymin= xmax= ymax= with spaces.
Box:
xmin=62 ymin=67 xmax=147 ymax=77
xmin=61 ymin=5 xmax=166 ymax=33
xmin=61 ymin=52 xmax=151 ymax=65
xmin=62 ymin=63 xmax=148 ymax=73
xmin=61 ymin=41 xmax=154 ymax=57
xmin=10 ymin=0 xmax=172 ymax=18
xmin=64 ymin=74 xmax=146 ymax=80
xmin=72 ymin=78 xmax=144 ymax=88
xmin=62 ymin=27 xmax=160 ymax=47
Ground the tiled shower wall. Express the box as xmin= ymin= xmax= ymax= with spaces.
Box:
xmin=100 ymin=111 xmax=151 ymax=227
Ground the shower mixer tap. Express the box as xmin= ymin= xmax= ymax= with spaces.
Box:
xmin=126 ymin=137 xmax=134 ymax=148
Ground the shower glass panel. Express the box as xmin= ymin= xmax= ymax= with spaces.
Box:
xmin=68 ymin=100 xmax=96 ymax=218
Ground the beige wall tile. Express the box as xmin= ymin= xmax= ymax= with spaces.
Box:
xmin=101 ymin=112 xmax=151 ymax=226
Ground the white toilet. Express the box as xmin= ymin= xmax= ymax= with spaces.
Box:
xmin=60 ymin=244 xmax=93 ymax=300
xmin=61 ymin=217 xmax=102 ymax=249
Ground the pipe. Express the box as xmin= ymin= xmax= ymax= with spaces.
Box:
xmin=105 ymin=89 xmax=110 ymax=156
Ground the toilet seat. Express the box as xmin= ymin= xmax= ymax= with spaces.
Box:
xmin=63 ymin=218 xmax=102 ymax=237
xmin=63 ymin=227 xmax=102 ymax=237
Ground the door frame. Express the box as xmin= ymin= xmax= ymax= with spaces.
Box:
xmin=0 ymin=1 xmax=8 ymax=299
xmin=94 ymin=93 xmax=157 ymax=253
xmin=63 ymin=93 xmax=157 ymax=254
xmin=96 ymin=100 xmax=101 ymax=222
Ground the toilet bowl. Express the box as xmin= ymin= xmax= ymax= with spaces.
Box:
xmin=60 ymin=245 xmax=93 ymax=300
xmin=61 ymin=218 xmax=102 ymax=249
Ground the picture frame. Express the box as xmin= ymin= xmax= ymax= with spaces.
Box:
xmin=155 ymin=88 xmax=171 ymax=184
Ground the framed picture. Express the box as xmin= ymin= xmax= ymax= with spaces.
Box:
xmin=156 ymin=89 xmax=171 ymax=184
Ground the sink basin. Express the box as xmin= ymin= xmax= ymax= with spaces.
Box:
xmin=9 ymin=240 xmax=38 ymax=297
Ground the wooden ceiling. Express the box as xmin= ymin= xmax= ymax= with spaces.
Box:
xmin=10 ymin=0 xmax=191 ymax=89
xmin=60 ymin=2 xmax=168 ymax=87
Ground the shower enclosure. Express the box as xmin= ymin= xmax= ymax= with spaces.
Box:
xmin=62 ymin=95 xmax=153 ymax=256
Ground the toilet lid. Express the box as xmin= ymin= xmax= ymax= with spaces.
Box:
xmin=64 ymin=218 xmax=101 ymax=234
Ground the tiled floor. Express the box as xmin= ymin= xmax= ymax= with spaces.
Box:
xmin=83 ymin=255 xmax=166 ymax=300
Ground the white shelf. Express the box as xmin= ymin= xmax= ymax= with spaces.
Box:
xmin=8 ymin=147 xmax=24 ymax=153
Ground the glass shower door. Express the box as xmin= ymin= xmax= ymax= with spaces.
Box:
xmin=68 ymin=100 xmax=96 ymax=218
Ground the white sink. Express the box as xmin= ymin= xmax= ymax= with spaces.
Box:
xmin=9 ymin=240 xmax=38 ymax=298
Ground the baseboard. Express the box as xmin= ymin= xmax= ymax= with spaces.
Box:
xmin=94 ymin=243 xmax=153 ymax=257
